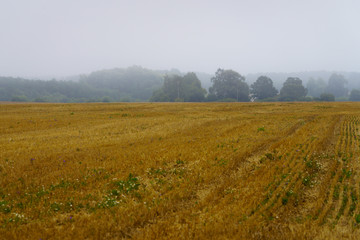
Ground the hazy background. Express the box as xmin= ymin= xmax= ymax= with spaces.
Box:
xmin=1 ymin=0 xmax=360 ymax=78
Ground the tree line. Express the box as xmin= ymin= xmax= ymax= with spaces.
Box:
xmin=0 ymin=66 xmax=163 ymax=102
xmin=151 ymin=68 xmax=360 ymax=102
xmin=1 ymin=66 xmax=360 ymax=102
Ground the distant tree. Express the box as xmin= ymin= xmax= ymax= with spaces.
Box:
xmin=182 ymin=72 xmax=206 ymax=102
xmin=11 ymin=95 xmax=28 ymax=102
xmin=150 ymin=73 xmax=206 ymax=102
xmin=306 ymin=78 xmax=327 ymax=98
xmin=150 ymin=89 xmax=170 ymax=102
xmin=319 ymin=93 xmax=335 ymax=101
xmin=163 ymin=75 xmax=183 ymax=101
xmin=326 ymin=73 xmax=348 ymax=98
xmin=82 ymin=66 xmax=163 ymax=101
xmin=205 ymin=93 xmax=218 ymax=102
xmin=34 ymin=97 xmax=47 ymax=102
xmin=0 ymin=76 xmax=125 ymax=102
xmin=119 ymin=97 xmax=131 ymax=102
xmin=209 ymin=69 xmax=249 ymax=102
xmin=349 ymin=89 xmax=360 ymax=101
xmin=102 ymin=96 xmax=112 ymax=102
xmin=250 ymin=76 xmax=278 ymax=100
xmin=279 ymin=77 xmax=307 ymax=101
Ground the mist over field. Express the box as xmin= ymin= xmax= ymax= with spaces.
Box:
xmin=1 ymin=0 xmax=360 ymax=78
xmin=1 ymin=0 xmax=360 ymax=103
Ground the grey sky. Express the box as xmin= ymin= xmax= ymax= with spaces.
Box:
xmin=1 ymin=0 xmax=360 ymax=78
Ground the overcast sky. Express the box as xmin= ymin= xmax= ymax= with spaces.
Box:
xmin=1 ymin=0 xmax=360 ymax=78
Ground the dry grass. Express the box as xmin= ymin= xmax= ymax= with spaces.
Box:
xmin=1 ymin=102 xmax=360 ymax=239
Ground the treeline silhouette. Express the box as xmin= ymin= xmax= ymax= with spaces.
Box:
xmin=1 ymin=66 xmax=360 ymax=102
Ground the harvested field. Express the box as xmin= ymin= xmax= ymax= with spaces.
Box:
xmin=1 ymin=102 xmax=360 ymax=239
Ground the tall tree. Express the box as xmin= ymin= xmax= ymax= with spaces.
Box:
xmin=250 ymin=76 xmax=278 ymax=100
xmin=306 ymin=78 xmax=326 ymax=97
xmin=163 ymin=75 xmax=183 ymax=100
xmin=349 ymin=89 xmax=360 ymax=101
xmin=209 ymin=69 xmax=249 ymax=102
xmin=326 ymin=73 xmax=348 ymax=98
xmin=150 ymin=73 xmax=206 ymax=102
xmin=182 ymin=72 xmax=206 ymax=102
xmin=319 ymin=93 xmax=335 ymax=101
xmin=279 ymin=77 xmax=307 ymax=101
xmin=82 ymin=66 xmax=163 ymax=101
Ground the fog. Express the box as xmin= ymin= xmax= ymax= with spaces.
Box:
xmin=1 ymin=0 xmax=360 ymax=78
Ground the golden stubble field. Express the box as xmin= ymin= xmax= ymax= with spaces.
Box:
xmin=1 ymin=102 xmax=360 ymax=239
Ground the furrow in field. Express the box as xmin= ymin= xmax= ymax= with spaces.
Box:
xmin=251 ymin=138 xmax=315 ymax=218
xmin=316 ymin=116 xmax=358 ymax=226
xmin=332 ymin=117 xmax=356 ymax=225
xmin=313 ymin=117 xmax=347 ymax=224
xmin=337 ymin=117 xmax=359 ymax=225
xmin=352 ymin=117 xmax=360 ymax=222
xmin=267 ymin=140 xmax=321 ymax=216
xmin=247 ymin=117 xmax=337 ymax=220
xmin=333 ymin=117 xmax=353 ymax=225
xmin=238 ymin=115 xmax=339 ymax=231
xmin=246 ymin=138 xmax=310 ymax=213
